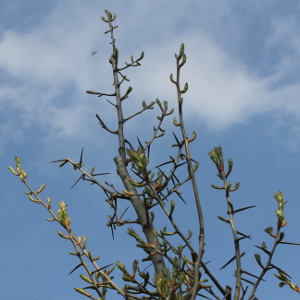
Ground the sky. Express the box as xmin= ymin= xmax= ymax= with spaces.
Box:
xmin=1 ymin=0 xmax=300 ymax=299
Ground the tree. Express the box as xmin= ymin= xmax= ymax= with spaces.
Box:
xmin=9 ymin=10 xmax=300 ymax=300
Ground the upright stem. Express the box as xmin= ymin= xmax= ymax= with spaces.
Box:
xmin=247 ymin=227 xmax=281 ymax=299
xmin=107 ymin=15 xmax=166 ymax=275
xmin=175 ymin=49 xmax=205 ymax=300
xmin=222 ymin=172 xmax=241 ymax=300
xmin=108 ymin=20 xmax=126 ymax=160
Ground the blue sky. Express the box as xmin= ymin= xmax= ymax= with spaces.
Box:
xmin=1 ymin=0 xmax=300 ymax=299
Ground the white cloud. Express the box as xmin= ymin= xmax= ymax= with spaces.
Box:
xmin=0 ymin=0 xmax=299 ymax=150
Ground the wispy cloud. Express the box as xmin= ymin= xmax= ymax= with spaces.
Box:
xmin=0 ymin=0 xmax=299 ymax=151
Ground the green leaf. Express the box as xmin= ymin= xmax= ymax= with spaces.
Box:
xmin=254 ymin=253 xmax=264 ymax=269
xmin=264 ymin=226 xmax=274 ymax=236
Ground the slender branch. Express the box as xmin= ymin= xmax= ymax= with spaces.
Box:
xmin=221 ymin=171 xmax=242 ymax=300
xmin=174 ymin=44 xmax=205 ymax=300
xmin=247 ymin=226 xmax=282 ymax=299
xmin=20 ymin=178 xmax=129 ymax=299
xmin=96 ymin=114 xmax=118 ymax=134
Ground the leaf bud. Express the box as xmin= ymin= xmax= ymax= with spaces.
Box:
xmin=80 ymin=274 xmax=93 ymax=284
xmin=57 ymin=231 xmax=70 ymax=239
xmin=59 ymin=160 xmax=68 ymax=167
xmin=36 ymin=184 xmax=46 ymax=194
xmin=169 ymin=73 xmax=176 ymax=84
xmin=181 ymin=82 xmax=188 ymax=94
xmin=169 ymin=199 xmax=175 ymax=216
xmin=173 ymin=117 xmax=180 ymax=127
xmin=8 ymin=166 xmax=18 ymax=175
xmin=74 ymin=288 xmax=92 ymax=297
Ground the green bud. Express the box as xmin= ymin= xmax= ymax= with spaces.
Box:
xmin=107 ymin=266 xmax=115 ymax=276
xmin=8 ymin=166 xmax=18 ymax=175
xmin=178 ymin=43 xmax=184 ymax=60
xmin=150 ymin=212 xmax=155 ymax=222
xmin=74 ymin=288 xmax=92 ymax=297
xmin=163 ymin=100 xmax=168 ymax=112
xmin=165 ymin=107 xmax=174 ymax=116
xmin=217 ymin=216 xmax=230 ymax=223
xmin=86 ymin=90 xmax=100 ymax=95
xmin=162 ymin=231 xmax=176 ymax=236
xmin=101 ymin=16 xmax=109 ymax=23
xmin=80 ymin=274 xmax=93 ymax=284
xmin=169 ymin=73 xmax=176 ymax=83
xmin=181 ymin=82 xmax=188 ymax=94
xmin=226 ymin=159 xmax=233 ymax=177
xmin=254 ymin=253 xmax=264 ymax=269
xmin=225 ymin=182 xmax=232 ymax=192
xmin=132 ymin=259 xmax=138 ymax=275
xmin=46 ymin=218 xmax=55 ymax=222
xmin=27 ymin=194 xmax=38 ymax=203
xmin=179 ymin=53 xmax=187 ymax=67
xmin=264 ymin=226 xmax=274 ymax=236
xmin=279 ymin=232 xmax=285 ymax=241
xmin=155 ymin=132 xmax=165 ymax=138
xmin=193 ymin=162 xmax=199 ymax=173
xmin=188 ymin=131 xmax=197 ymax=143
xmin=105 ymin=10 xmax=112 ymax=20
xmin=169 ymin=199 xmax=175 ymax=216
xmin=211 ymin=184 xmax=224 ymax=190
xmin=15 ymin=156 xmax=21 ymax=171
xmin=230 ymin=182 xmax=240 ymax=192
xmin=59 ymin=160 xmax=68 ymax=167
xmin=142 ymin=101 xmax=147 ymax=108
xmin=36 ymin=184 xmax=46 ymax=194
xmin=179 ymin=97 xmax=183 ymax=107
xmin=173 ymin=117 xmax=180 ymax=127
xmin=57 ymin=231 xmax=70 ymax=239
xmin=156 ymin=98 xmax=163 ymax=111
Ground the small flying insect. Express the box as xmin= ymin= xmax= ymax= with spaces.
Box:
xmin=91 ymin=51 xmax=97 ymax=55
